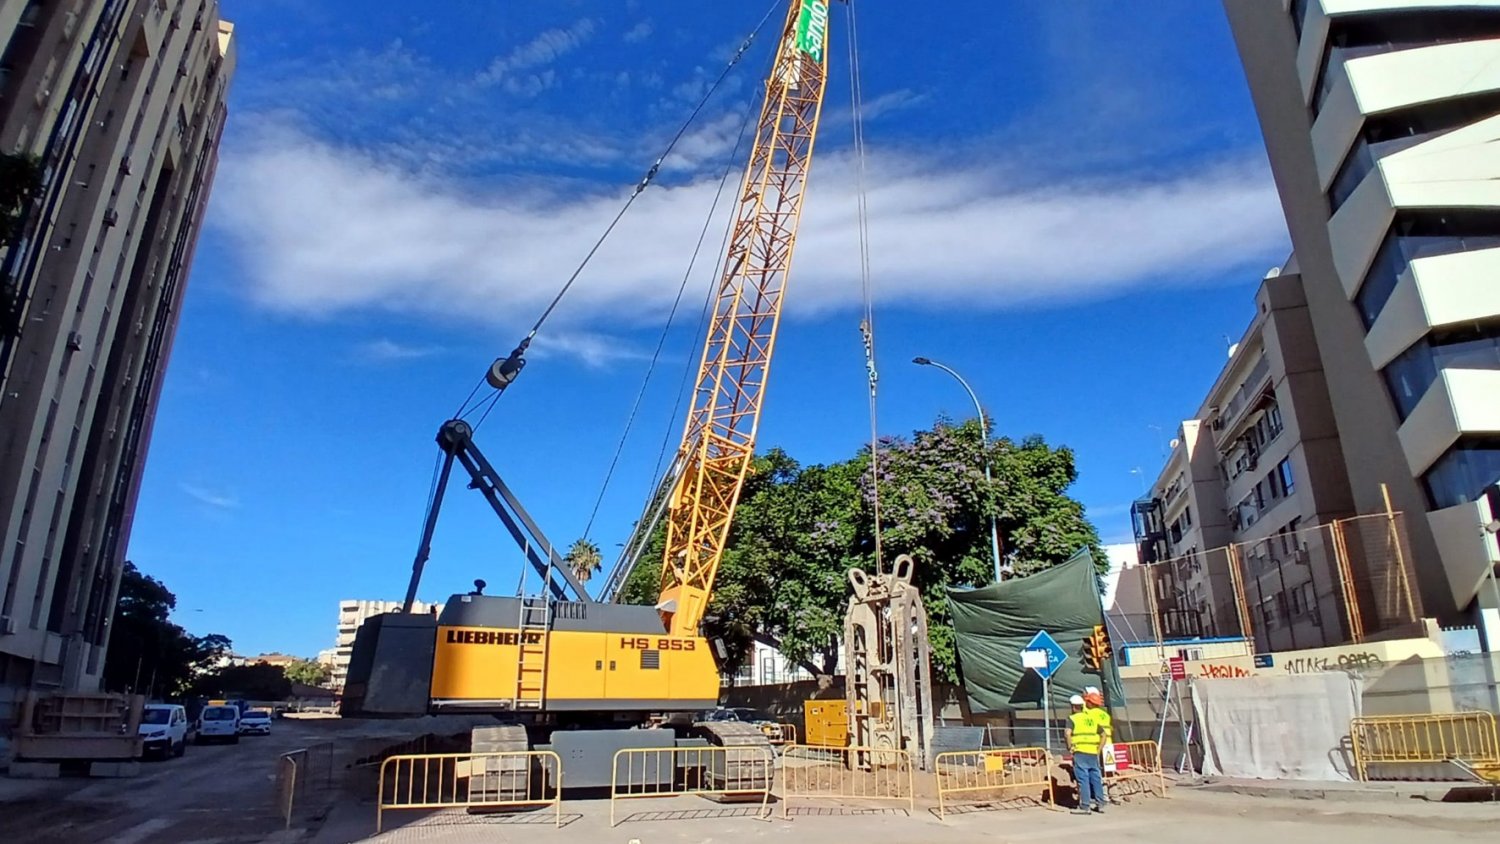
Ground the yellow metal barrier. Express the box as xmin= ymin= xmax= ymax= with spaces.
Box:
xmin=376 ymin=750 xmax=562 ymax=832
xmin=1351 ymin=712 xmax=1500 ymax=781
xmin=276 ymin=749 xmax=303 ymax=830
xmin=1104 ymin=741 xmax=1167 ymax=798
xmin=935 ymin=747 xmax=1055 ymax=819
xmin=767 ymin=722 xmax=798 ymax=745
xmin=610 ymin=745 xmax=773 ymax=827
xmin=779 ymin=744 xmax=915 ymax=817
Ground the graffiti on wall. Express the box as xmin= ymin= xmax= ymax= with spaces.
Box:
xmin=1281 ymin=651 xmax=1385 ymax=675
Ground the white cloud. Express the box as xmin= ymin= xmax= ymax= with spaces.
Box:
xmin=478 ymin=19 xmax=597 ymax=87
xmin=181 ymin=483 xmax=239 ymax=509
xmin=530 ymin=332 xmax=657 ymax=369
xmin=623 ymin=20 xmax=654 ymax=44
xmin=211 ymin=125 xmax=1288 ymax=335
xmin=826 ymin=89 xmax=929 ymax=127
xmin=356 ymin=338 xmax=444 ymax=362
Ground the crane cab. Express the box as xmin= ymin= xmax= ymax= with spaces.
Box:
xmin=340 ymin=594 xmax=720 ymax=719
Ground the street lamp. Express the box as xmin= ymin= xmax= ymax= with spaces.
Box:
xmin=913 ymin=356 xmax=1008 ymax=582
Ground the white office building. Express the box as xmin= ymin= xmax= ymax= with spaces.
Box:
xmin=1224 ymin=0 xmax=1500 ymax=628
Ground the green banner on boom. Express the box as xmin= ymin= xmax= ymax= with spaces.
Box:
xmin=795 ymin=0 xmax=828 ymax=64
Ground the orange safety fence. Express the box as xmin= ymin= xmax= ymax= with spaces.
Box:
xmin=1103 ymin=741 xmax=1167 ymax=798
xmin=779 ymin=744 xmax=915 ymax=817
xmin=376 ymin=750 xmax=562 ymax=832
xmin=934 ymin=747 xmax=1056 ymax=819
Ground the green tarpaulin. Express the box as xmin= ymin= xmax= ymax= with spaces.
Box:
xmin=946 ymin=548 xmax=1124 ymax=714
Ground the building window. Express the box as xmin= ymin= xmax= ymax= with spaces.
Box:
xmin=1278 ymin=458 xmax=1295 ymax=497
xmin=1291 ymin=0 xmax=1311 ymax=40
xmin=1423 ymin=439 xmax=1500 ymax=510
xmin=1381 ymin=325 xmax=1500 ymax=420
xmin=1330 ymin=90 xmax=1500 ymax=216
xmin=1355 ymin=211 xmax=1500 ymax=330
xmin=1310 ymin=10 xmax=1500 ymax=116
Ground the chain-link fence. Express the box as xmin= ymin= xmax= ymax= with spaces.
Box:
xmin=1114 ymin=512 xmax=1423 ymax=652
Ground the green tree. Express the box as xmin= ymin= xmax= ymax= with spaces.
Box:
xmin=868 ymin=419 xmax=1105 ymax=679
xmin=284 ymin=658 xmax=331 ymax=687
xmin=564 ymin=538 xmax=603 ymax=586
xmin=193 ymin=663 xmax=292 ymax=701
xmin=620 ymin=420 xmax=1102 ymax=683
xmin=103 ymin=562 xmax=233 ymax=698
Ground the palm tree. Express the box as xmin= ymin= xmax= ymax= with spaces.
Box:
xmin=564 ymin=538 xmax=603 ymax=586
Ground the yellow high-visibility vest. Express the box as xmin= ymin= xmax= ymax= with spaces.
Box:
xmin=1068 ymin=709 xmax=1112 ymax=754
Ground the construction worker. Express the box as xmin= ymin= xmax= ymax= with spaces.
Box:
xmin=1064 ymin=689 xmax=1112 ymax=814
xmin=1065 ymin=695 xmax=1086 ymax=796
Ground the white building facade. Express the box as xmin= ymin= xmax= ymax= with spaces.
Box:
xmin=0 ymin=0 xmax=235 ymax=721
xmin=1225 ymin=0 xmax=1500 ymax=625
xmin=330 ymin=599 xmax=441 ymax=690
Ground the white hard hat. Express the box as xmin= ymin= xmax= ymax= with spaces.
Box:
xmin=1069 ymin=694 xmax=1084 ymax=705
xmin=1084 ymin=686 xmax=1101 ymax=696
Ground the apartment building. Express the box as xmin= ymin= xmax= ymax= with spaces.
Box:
xmin=331 ymin=599 xmax=443 ymax=690
xmin=1133 ymin=269 xmax=1358 ymax=651
xmin=1223 ymin=0 xmax=1500 ymax=625
xmin=0 ymin=0 xmax=234 ymax=719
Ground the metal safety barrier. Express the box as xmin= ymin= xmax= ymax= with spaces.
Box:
xmin=768 ymin=723 xmax=798 ymax=745
xmin=609 ymin=745 xmax=773 ymax=827
xmin=276 ymin=749 xmax=303 ymax=831
xmin=376 ymin=750 xmax=562 ymax=832
xmin=1103 ymin=741 xmax=1167 ymax=798
xmin=276 ymin=743 xmax=336 ymax=830
xmin=779 ymin=744 xmax=915 ymax=817
xmin=934 ymin=747 xmax=1055 ymax=819
xmin=1351 ymin=711 xmax=1500 ymax=782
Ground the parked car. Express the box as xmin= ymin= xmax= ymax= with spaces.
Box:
xmin=697 ymin=707 xmax=787 ymax=741
xmin=138 ymin=703 xmax=190 ymax=758
xmin=196 ymin=704 xmax=241 ymax=744
xmin=238 ymin=709 xmax=272 ymax=736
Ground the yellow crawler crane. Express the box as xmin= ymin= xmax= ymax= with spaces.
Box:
xmin=342 ymin=0 xmax=832 ymax=788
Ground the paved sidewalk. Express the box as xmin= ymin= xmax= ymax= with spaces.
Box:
xmin=1184 ymin=775 xmax=1490 ymax=802
xmin=304 ymin=784 xmax=1500 ymax=844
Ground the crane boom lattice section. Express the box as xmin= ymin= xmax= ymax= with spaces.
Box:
xmin=658 ymin=0 xmax=830 ymax=637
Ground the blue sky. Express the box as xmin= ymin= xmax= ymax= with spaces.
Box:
xmin=126 ymin=1 xmax=1291 ymax=658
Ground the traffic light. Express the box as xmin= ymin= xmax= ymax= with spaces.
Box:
xmin=1082 ymin=625 xmax=1113 ymax=670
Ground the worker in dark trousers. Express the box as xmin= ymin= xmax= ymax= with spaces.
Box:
xmin=1064 ymin=695 xmax=1086 ymax=800
xmin=1065 ymin=689 xmax=1112 ymax=814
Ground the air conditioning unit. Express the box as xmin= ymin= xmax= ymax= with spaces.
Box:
xmin=102 ymin=208 xmax=118 ymax=227
xmin=66 ymin=331 xmax=83 ymax=351
xmin=0 ymin=615 xmax=15 ymax=635
xmin=1292 ymin=544 xmax=1310 ymax=565
xmin=120 ymin=157 xmax=131 ymax=174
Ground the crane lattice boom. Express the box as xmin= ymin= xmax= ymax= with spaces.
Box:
xmin=656 ymin=0 xmax=831 ymax=637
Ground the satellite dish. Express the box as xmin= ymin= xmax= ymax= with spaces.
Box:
xmin=1169 ymin=438 xmax=1181 ymax=449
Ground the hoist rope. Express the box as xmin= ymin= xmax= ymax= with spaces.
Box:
xmin=582 ymin=85 xmax=761 ymax=542
xmin=514 ymin=0 xmax=782 ymax=347
xmin=449 ymin=0 xmax=784 ymax=436
xmin=601 ymin=9 xmax=789 ymax=597
xmin=846 ymin=0 xmax=886 ymax=575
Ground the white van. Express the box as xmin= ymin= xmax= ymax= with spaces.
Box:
xmin=196 ymin=704 xmax=241 ymax=744
xmin=139 ymin=703 xmax=190 ymax=758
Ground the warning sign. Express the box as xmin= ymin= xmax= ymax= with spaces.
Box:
xmin=1168 ymin=657 xmax=1187 ymax=681
xmin=1102 ymin=743 xmax=1131 ymax=773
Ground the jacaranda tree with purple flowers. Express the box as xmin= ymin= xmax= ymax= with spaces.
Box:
xmin=622 ymin=417 xmax=1103 ymax=681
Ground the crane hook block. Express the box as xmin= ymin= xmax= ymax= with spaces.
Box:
xmin=486 ymin=346 xmax=528 ymax=390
